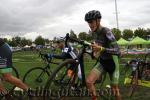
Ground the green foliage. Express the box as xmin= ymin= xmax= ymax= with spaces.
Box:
xmin=122 ymin=29 xmax=134 ymax=40
xmin=70 ymin=29 xmax=77 ymax=39
xmin=78 ymin=32 xmax=87 ymax=40
xmin=134 ymin=28 xmax=147 ymax=39
xmin=3 ymin=36 xmax=32 ymax=47
xmin=11 ymin=36 xmax=21 ymax=46
xmin=20 ymin=38 xmax=32 ymax=47
xmin=34 ymin=35 xmax=45 ymax=45
xmin=146 ymin=28 xmax=150 ymax=40
xmin=78 ymin=32 xmax=92 ymax=41
xmin=111 ymin=28 xmax=122 ymax=40
xmin=2 ymin=27 xmax=150 ymax=47
xmin=45 ymin=39 xmax=50 ymax=44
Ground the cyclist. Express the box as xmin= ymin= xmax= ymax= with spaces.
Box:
xmin=45 ymin=39 xmax=82 ymax=79
xmin=84 ymin=10 xmax=121 ymax=100
xmin=45 ymin=39 xmax=77 ymax=59
xmin=0 ymin=38 xmax=28 ymax=97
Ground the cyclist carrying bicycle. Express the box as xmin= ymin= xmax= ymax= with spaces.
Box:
xmin=0 ymin=38 xmax=28 ymax=97
xmin=84 ymin=10 xmax=121 ymax=100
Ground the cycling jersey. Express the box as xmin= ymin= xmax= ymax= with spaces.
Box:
xmin=0 ymin=43 xmax=12 ymax=73
xmin=91 ymin=27 xmax=120 ymax=60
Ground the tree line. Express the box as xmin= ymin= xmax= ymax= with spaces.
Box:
xmin=3 ymin=27 xmax=150 ymax=47
xmin=76 ymin=28 xmax=150 ymax=41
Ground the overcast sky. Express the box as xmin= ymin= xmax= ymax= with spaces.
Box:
xmin=0 ymin=0 xmax=150 ymax=40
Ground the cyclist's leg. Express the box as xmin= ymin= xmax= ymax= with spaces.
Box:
xmin=0 ymin=81 xmax=8 ymax=95
xmin=86 ymin=62 xmax=104 ymax=99
xmin=110 ymin=55 xmax=121 ymax=100
xmin=0 ymin=43 xmax=28 ymax=91
xmin=2 ymin=73 xmax=28 ymax=91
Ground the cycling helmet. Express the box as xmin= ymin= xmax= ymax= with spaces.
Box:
xmin=85 ymin=10 xmax=101 ymax=21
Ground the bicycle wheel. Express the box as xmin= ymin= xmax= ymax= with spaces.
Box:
xmin=3 ymin=66 xmax=19 ymax=92
xmin=23 ymin=67 xmax=50 ymax=89
xmin=127 ymin=70 xmax=138 ymax=97
xmin=44 ymin=59 xmax=79 ymax=98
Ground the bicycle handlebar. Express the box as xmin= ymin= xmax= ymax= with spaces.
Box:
xmin=65 ymin=33 xmax=91 ymax=47
xmin=39 ymin=51 xmax=53 ymax=62
xmin=64 ymin=33 xmax=95 ymax=59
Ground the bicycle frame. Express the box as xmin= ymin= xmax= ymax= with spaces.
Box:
xmin=64 ymin=33 xmax=93 ymax=87
xmin=39 ymin=51 xmax=59 ymax=72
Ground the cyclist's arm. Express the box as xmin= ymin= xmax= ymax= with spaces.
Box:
xmin=102 ymin=31 xmax=120 ymax=56
xmin=53 ymin=52 xmax=71 ymax=59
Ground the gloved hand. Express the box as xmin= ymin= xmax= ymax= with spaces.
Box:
xmin=44 ymin=53 xmax=53 ymax=59
xmin=91 ymin=42 xmax=105 ymax=53
xmin=91 ymin=42 xmax=105 ymax=59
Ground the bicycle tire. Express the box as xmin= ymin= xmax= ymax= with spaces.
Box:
xmin=44 ymin=59 xmax=79 ymax=98
xmin=23 ymin=67 xmax=50 ymax=89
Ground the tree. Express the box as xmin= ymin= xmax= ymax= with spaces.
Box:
xmin=111 ymin=28 xmax=121 ymax=40
xmin=122 ymin=29 xmax=133 ymax=40
xmin=70 ymin=29 xmax=77 ymax=39
xmin=134 ymin=27 xmax=147 ymax=39
xmin=45 ymin=39 xmax=50 ymax=44
xmin=11 ymin=36 xmax=22 ymax=47
xmin=20 ymin=38 xmax=32 ymax=47
xmin=78 ymin=32 xmax=87 ymax=40
xmin=3 ymin=38 xmax=8 ymax=43
xmin=146 ymin=28 xmax=150 ymax=40
xmin=86 ymin=33 xmax=92 ymax=41
xmin=14 ymin=36 xmax=21 ymax=46
xmin=34 ymin=35 xmax=45 ymax=45
xmin=27 ymin=39 xmax=32 ymax=46
xmin=7 ymin=40 xmax=12 ymax=46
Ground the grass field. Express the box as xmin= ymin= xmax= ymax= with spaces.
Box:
xmin=10 ymin=50 xmax=150 ymax=100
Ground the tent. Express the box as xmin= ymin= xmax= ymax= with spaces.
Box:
xmin=129 ymin=36 xmax=149 ymax=45
xmin=117 ymin=38 xmax=129 ymax=45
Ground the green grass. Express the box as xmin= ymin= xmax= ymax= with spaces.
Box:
xmin=10 ymin=50 xmax=150 ymax=100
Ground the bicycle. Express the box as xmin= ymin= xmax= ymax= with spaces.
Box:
xmin=23 ymin=52 xmax=59 ymax=89
xmin=123 ymin=52 xmax=150 ymax=97
xmin=43 ymin=33 xmax=110 ymax=100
